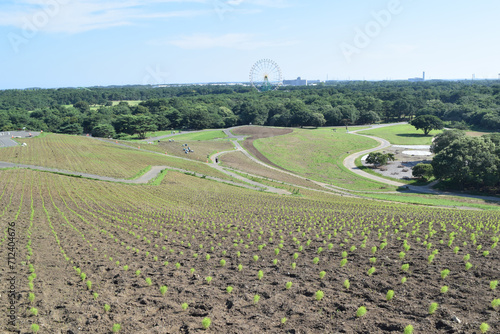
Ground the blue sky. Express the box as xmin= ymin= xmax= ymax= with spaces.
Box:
xmin=0 ymin=0 xmax=499 ymax=89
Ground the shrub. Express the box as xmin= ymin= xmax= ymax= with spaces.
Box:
xmin=404 ymin=324 xmax=414 ymax=334
xmin=202 ymin=317 xmax=211 ymax=330
xmin=258 ymin=270 xmax=264 ymax=280
xmin=386 ymin=290 xmax=394 ymax=301
xmin=429 ymin=302 xmax=438 ymax=314
xmin=491 ymin=299 xmax=500 ymax=309
xmin=480 ymin=323 xmax=490 ymax=333
xmin=440 ymin=269 xmax=450 ymax=279
xmin=315 ymin=290 xmax=324 ymax=301
xmin=356 ymin=306 xmax=367 ymax=317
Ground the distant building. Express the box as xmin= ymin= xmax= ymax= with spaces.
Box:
xmin=283 ymin=77 xmax=308 ymax=86
xmin=409 ymin=71 xmax=425 ymax=82
xmin=307 ymin=80 xmax=321 ymax=86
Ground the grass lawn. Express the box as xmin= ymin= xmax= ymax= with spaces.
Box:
xmin=359 ymin=124 xmax=442 ymax=145
xmin=166 ymin=130 xmax=228 ymax=141
xmin=253 ymin=127 xmax=397 ymax=192
xmin=360 ymin=192 xmax=500 ymax=211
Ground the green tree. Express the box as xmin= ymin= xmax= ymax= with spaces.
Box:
xmin=91 ymin=123 xmax=116 ymax=138
xmin=411 ymin=115 xmax=444 ymax=135
xmin=366 ymin=152 xmax=395 ymax=166
xmin=412 ymin=163 xmax=434 ymax=180
xmin=132 ymin=115 xmax=157 ymax=139
xmin=432 ymin=137 xmax=499 ymax=187
xmin=309 ymin=113 xmax=326 ymax=128
xmin=430 ymin=129 xmax=466 ymax=154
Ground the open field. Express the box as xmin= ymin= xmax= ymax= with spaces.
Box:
xmin=250 ymin=127 xmax=397 ymax=192
xmin=165 ymin=130 xmax=228 ymax=142
xmin=0 ymin=167 xmax=499 ymax=333
xmin=0 ymin=133 xmax=236 ymax=182
xmin=362 ymin=192 xmax=500 ymax=211
xmin=359 ymin=124 xmax=443 ymax=145
xmin=121 ymin=139 xmax=235 ymax=163
xmin=220 ymin=151 xmax=326 ymax=191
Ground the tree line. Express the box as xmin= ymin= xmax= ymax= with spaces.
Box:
xmin=0 ymin=80 xmax=499 ymax=138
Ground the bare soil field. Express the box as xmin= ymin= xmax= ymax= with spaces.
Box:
xmin=1 ymin=168 xmax=498 ymax=333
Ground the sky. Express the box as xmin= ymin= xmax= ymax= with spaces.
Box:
xmin=0 ymin=0 xmax=499 ymax=89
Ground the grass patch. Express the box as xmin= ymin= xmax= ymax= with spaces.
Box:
xmin=149 ymin=169 xmax=168 ymax=185
xmin=360 ymin=192 xmax=500 ymax=211
xmin=359 ymin=124 xmax=443 ymax=145
xmin=166 ymin=130 xmax=228 ymax=142
xmin=127 ymin=165 xmax=152 ymax=180
xmin=253 ymin=127 xmax=396 ymax=192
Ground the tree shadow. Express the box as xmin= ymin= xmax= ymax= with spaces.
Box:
xmin=395 ymin=133 xmax=431 ymax=138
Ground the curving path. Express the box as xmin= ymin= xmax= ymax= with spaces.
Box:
xmin=343 ymin=124 xmax=406 ymax=187
xmin=344 ymin=124 xmax=500 ymax=203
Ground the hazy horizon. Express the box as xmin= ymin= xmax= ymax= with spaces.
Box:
xmin=1 ymin=0 xmax=499 ymax=90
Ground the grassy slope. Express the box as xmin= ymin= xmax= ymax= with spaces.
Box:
xmin=164 ymin=130 xmax=228 ymax=141
xmin=0 ymin=133 xmax=235 ymax=181
xmin=359 ymin=124 xmax=442 ymax=145
xmin=253 ymin=127 xmax=397 ymax=192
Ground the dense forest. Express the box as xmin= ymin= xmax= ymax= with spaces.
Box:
xmin=1 ymin=81 xmax=499 ymax=138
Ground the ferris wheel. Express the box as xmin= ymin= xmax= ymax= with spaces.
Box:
xmin=249 ymin=59 xmax=283 ymax=92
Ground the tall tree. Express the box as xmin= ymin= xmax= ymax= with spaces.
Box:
xmin=411 ymin=115 xmax=444 ymax=135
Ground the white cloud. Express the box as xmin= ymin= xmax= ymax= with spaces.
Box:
xmin=0 ymin=0 xmax=209 ymax=34
xmin=161 ymin=33 xmax=298 ymax=50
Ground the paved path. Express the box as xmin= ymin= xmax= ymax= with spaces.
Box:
xmin=343 ymin=124 xmax=500 ymax=202
xmin=0 ymin=131 xmax=41 ymax=148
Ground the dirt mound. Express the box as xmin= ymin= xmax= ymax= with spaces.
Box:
xmin=232 ymin=126 xmax=293 ymax=170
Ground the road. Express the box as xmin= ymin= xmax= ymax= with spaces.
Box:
xmin=0 ymin=131 xmax=40 ymax=148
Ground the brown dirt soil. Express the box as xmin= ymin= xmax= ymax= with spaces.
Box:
xmin=1 ymin=169 xmax=499 ymax=334
xmin=232 ymin=126 xmax=293 ymax=170
xmin=220 ymin=151 xmax=325 ymax=191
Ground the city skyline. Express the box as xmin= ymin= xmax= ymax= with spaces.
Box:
xmin=0 ymin=0 xmax=499 ymax=90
